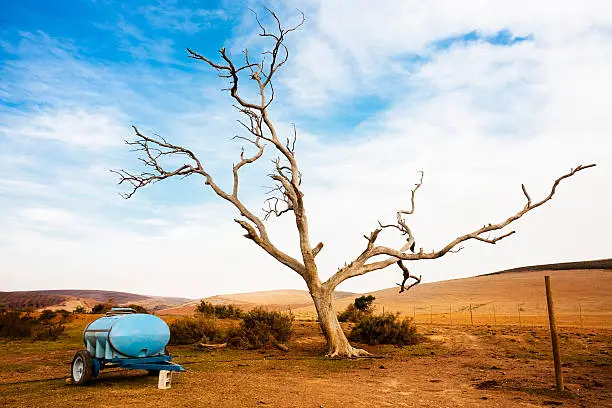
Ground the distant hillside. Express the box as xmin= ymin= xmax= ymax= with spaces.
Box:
xmin=487 ymin=258 xmax=612 ymax=275
xmin=0 ymin=290 xmax=190 ymax=311
xmin=157 ymin=289 xmax=356 ymax=316
xmin=5 ymin=260 xmax=610 ymax=320
xmin=292 ymin=268 xmax=612 ymax=325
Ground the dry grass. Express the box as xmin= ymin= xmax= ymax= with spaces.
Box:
xmin=0 ymin=315 xmax=610 ymax=408
xmin=291 ymin=269 xmax=612 ymax=328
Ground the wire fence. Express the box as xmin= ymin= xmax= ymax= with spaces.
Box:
xmin=292 ymin=303 xmax=611 ymax=329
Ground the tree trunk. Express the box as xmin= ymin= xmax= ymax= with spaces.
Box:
xmin=311 ymin=288 xmax=370 ymax=358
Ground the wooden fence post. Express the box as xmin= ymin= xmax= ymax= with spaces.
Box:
xmin=469 ymin=304 xmax=473 ymax=325
xmin=493 ymin=304 xmax=496 ymax=326
xmin=545 ymin=275 xmax=564 ymax=391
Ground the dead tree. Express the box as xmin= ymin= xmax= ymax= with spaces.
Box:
xmin=113 ymin=9 xmax=595 ymax=358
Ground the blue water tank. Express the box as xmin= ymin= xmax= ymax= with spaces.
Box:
xmin=83 ymin=313 xmax=170 ymax=359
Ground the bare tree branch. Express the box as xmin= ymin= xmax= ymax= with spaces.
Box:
xmin=115 ymin=9 xmax=311 ymax=278
xmin=324 ymin=164 xmax=595 ymax=290
xmin=312 ymin=242 xmax=324 ymax=257
xmin=396 ymin=261 xmax=421 ymax=293
xmin=398 ymin=170 xmax=423 ymax=216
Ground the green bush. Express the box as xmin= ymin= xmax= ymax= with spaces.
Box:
xmin=338 ymin=295 xmax=376 ymax=323
xmin=38 ymin=310 xmax=57 ymax=321
xmin=216 ymin=304 xmax=243 ymax=319
xmin=168 ymin=316 xmax=221 ymax=345
xmin=338 ymin=304 xmax=361 ymax=322
xmin=354 ymin=295 xmax=375 ymax=312
xmin=127 ymin=304 xmax=148 ymax=314
xmin=349 ymin=313 xmax=420 ymax=346
xmin=90 ymin=303 xmax=114 ymax=314
xmin=228 ymin=308 xmax=293 ymax=349
xmin=195 ymin=300 xmax=215 ymax=316
xmin=195 ymin=301 xmax=243 ymax=319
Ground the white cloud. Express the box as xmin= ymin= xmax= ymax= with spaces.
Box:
xmin=18 ymin=207 xmax=77 ymax=225
xmin=282 ymin=35 xmax=354 ymax=107
xmin=1 ymin=108 xmax=125 ymax=148
xmin=282 ymin=0 xmax=612 ymax=108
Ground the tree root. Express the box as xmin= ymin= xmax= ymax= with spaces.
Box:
xmin=326 ymin=345 xmax=371 ymax=359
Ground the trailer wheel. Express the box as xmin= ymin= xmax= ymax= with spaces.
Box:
xmin=71 ymin=350 xmax=94 ymax=385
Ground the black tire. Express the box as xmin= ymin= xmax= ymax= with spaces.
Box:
xmin=71 ymin=350 xmax=94 ymax=385
xmin=147 ymin=370 xmax=160 ymax=376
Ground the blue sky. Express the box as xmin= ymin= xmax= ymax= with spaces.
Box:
xmin=1 ymin=0 xmax=611 ymax=298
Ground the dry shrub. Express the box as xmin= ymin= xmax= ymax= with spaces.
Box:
xmin=338 ymin=304 xmax=362 ymax=323
xmin=228 ymin=308 xmax=293 ymax=349
xmin=0 ymin=310 xmax=66 ymax=340
xmin=195 ymin=301 xmax=243 ymax=319
xmin=73 ymin=305 xmax=87 ymax=314
xmin=0 ymin=311 xmax=33 ymax=338
xmin=338 ymin=295 xmax=376 ymax=323
xmin=33 ymin=322 xmax=65 ymax=340
xmin=90 ymin=303 xmax=114 ymax=314
xmin=168 ymin=316 xmax=221 ymax=345
xmin=126 ymin=304 xmax=149 ymax=314
xmin=38 ymin=310 xmax=57 ymax=321
xmin=349 ymin=313 xmax=421 ymax=346
xmin=54 ymin=309 xmax=72 ymax=319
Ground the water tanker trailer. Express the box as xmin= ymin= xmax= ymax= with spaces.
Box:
xmin=70 ymin=308 xmax=183 ymax=385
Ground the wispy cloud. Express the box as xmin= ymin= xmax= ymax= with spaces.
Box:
xmin=141 ymin=0 xmax=227 ymax=34
xmin=114 ymin=16 xmax=176 ymax=63
xmin=1 ymin=107 xmax=125 ymax=148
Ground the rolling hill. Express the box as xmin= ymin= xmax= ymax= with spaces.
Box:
xmin=290 ymin=262 xmax=612 ymax=325
xmin=159 ymin=259 xmax=611 ymax=328
xmin=157 ymin=289 xmax=356 ymax=315
xmin=0 ymin=289 xmax=190 ymax=312
xmin=3 ymin=259 xmax=610 ymax=326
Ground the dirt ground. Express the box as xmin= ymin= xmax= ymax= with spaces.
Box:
xmin=0 ymin=319 xmax=610 ymax=408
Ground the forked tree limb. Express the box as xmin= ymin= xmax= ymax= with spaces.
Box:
xmin=324 ymin=164 xmax=596 ymax=291
xmin=396 ymin=261 xmax=421 ymax=293
xmin=377 ymin=171 xmax=423 ymax=252
xmin=324 ymin=171 xmax=424 ymax=290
